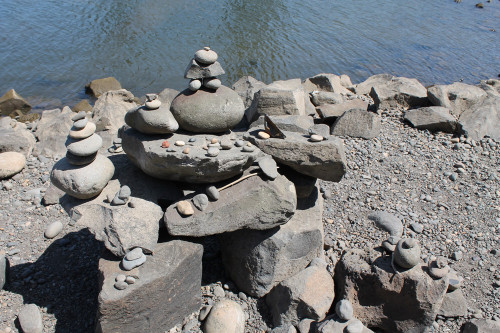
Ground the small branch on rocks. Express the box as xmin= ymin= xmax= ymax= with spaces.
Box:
xmin=218 ymin=172 xmax=260 ymax=192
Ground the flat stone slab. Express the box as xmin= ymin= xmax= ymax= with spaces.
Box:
xmin=164 ymin=171 xmax=296 ymax=236
xmin=96 ymin=240 xmax=203 ymax=333
xmin=122 ymin=127 xmax=262 ymax=183
xmin=316 ymin=99 xmax=368 ymax=120
xmin=244 ymin=129 xmax=346 ymax=182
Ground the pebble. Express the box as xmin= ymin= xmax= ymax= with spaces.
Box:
xmin=213 ymin=285 xmax=225 ymax=297
xmin=206 ymin=186 xmax=220 ymax=201
xmin=258 ymin=157 xmax=279 ymax=180
xmin=118 ymin=185 xmax=131 ymax=199
xmin=428 ymin=257 xmax=450 ymax=278
xmin=310 ymin=134 xmax=324 ymax=142
xmin=128 ymin=200 xmax=136 ymax=208
xmin=73 ymin=118 xmax=88 ymax=130
xmin=125 ymin=248 xmax=144 ymax=261
xmin=204 ymin=300 xmax=245 ymax=333
xmin=106 ymin=194 xmax=114 ymax=203
xmin=177 ymin=200 xmax=194 ymax=216
xmin=410 ymin=222 xmax=424 ymax=233
xmin=335 ymin=299 xmax=353 ymax=320
xmin=238 ymin=292 xmax=247 ymax=301
xmin=71 ymin=111 xmax=87 ymax=121
xmin=257 ymin=131 xmax=270 ymax=139
xmin=44 ymin=221 xmax=63 ymax=239
xmin=346 ymin=319 xmax=364 ymax=333
xmin=18 ymin=304 xmax=43 ymax=333
xmin=183 ymin=147 xmax=190 ymax=154
xmin=211 ymin=138 xmax=219 ymax=144
xmin=449 ymin=173 xmax=458 ymax=181
xmin=451 ymin=251 xmax=463 ymax=261
xmin=189 ymin=79 xmax=202 ymax=91
xmin=242 ymin=145 xmax=255 ymax=152
xmin=368 ymin=211 xmax=403 ymax=237
xmin=122 ymin=254 xmax=146 ymax=271
xmin=1 ymin=256 xmax=7 ymax=290
xmin=125 ymin=276 xmax=136 ymax=284
xmin=145 ymin=99 xmax=161 ymax=110
xmin=115 ymin=274 xmax=126 ymax=282
xmin=161 ymin=140 xmax=170 ymax=148
xmin=220 ymin=139 xmax=232 ymax=150
xmin=207 ymin=147 xmax=220 ymax=157
xmin=194 ymin=46 xmax=218 ymax=65
xmin=188 ymin=137 xmax=197 ymax=142
xmin=394 ymin=238 xmax=421 ymax=269
xmin=0 ymin=152 xmax=26 ymax=179
xmin=112 ymin=194 xmax=127 ymax=205
xmin=114 ymin=281 xmax=128 ymax=290
xmin=3 ymin=181 xmax=13 ymax=190
xmin=69 ymin=121 xmax=96 ymax=139
xmin=175 ymin=141 xmax=185 ymax=146
xmin=204 ymin=78 xmax=222 ymax=90
xmin=192 ymin=193 xmax=209 ymax=211
xmin=66 ymin=133 xmax=102 ymax=157
xmin=235 ymin=140 xmax=245 ymax=147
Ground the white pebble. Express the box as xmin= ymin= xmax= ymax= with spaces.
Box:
xmin=44 ymin=221 xmax=63 ymax=239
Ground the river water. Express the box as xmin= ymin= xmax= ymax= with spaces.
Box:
xmin=1 ymin=0 xmax=499 ymax=107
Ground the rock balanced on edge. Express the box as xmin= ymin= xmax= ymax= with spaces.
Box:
xmin=51 ymin=111 xmax=114 ymax=199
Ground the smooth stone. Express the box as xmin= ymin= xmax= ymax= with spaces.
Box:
xmin=122 ymin=254 xmax=146 ymax=271
xmin=207 ymin=147 xmax=220 ymax=157
xmin=44 ymin=221 xmax=63 ymax=239
xmin=114 ymin=281 xmax=128 ymax=290
xmin=367 ymin=211 xmax=403 ymax=238
xmin=125 ymin=276 xmax=136 ymax=284
xmin=125 ymin=248 xmax=144 ymax=261
xmin=115 ymin=274 xmax=126 ymax=282
xmin=394 ymin=238 xmax=421 ymax=269
xmin=242 ymin=145 xmax=255 ymax=152
xmin=175 ymin=140 xmax=185 ymax=146
xmin=204 ymin=300 xmax=245 ymax=333
xmin=85 ymin=77 xmax=122 ymax=98
xmin=336 ymin=300 xmax=354 ymax=321
xmin=0 ymin=152 xmax=26 ymax=179
xmin=125 ymin=103 xmax=179 ymax=135
xmin=258 ymin=157 xmax=279 ymax=180
xmin=192 ymin=193 xmax=209 ymax=211
xmin=206 ymin=186 xmax=219 ymax=201
xmin=145 ymin=99 xmax=161 ymax=110
xmin=66 ymin=133 xmax=102 ymax=157
xmin=18 ymin=304 xmax=43 ymax=333
xmin=346 ymin=320 xmax=364 ymax=333
xmin=220 ymin=138 xmax=232 ymax=150
xmin=73 ymin=118 xmax=88 ymax=130
xmin=188 ymin=137 xmax=197 ymax=142
xmin=382 ymin=240 xmax=397 ymax=252
xmin=189 ymin=79 xmax=202 ymax=91
xmin=194 ymin=47 xmax=218 ymax=65
xmin=204 ymin=78 xmax=222 ymax=90
xmin=428 ymin=257 xmax=450 ymax=279
xmin=65 ymin=151 xmax=97 ymax=166
xmin=183 ymin=147 xmax=190 ymax=154
xmin=310 ymin=134 xmax=324 ymax=142
xmin=71 ymin=111 xmax=87 ymax=121
xmin=258 ymin=131 xmax=270 ymax=139
xmin=112 ymin=193 xmax=127 ymax=205
xmin=235 ymin=140 xmax=245 ymax=147
xmin=69 ymin=121 xmax=96 ymax=139
xmin=118 ymin=185 xmax=131 ymax=199
xmin=177 ymin=200 xmax=194 ymax=216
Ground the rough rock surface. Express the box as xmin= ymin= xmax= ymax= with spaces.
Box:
xmin=232 ymin=76 xmax=267 ymax=122
xmin=427 ymin=82 xmax=487 ymax=117
xmin=96 ymin=240 xmax=203 ymax=333
xmin=302 ymin=73 xmax=351 ymax=95
xmin=184 ymin=59 xmax=225 ymax=79
xmin=204 ymin=299 xmax=246 ymax=333
xmin=0 ymin=89 xmax=31 ymax=116
xmin=0 ymin=152 xmax=26 ymax=179
xmin=244 ymin=129 xmax=347 ymax=182
xmin=250 ymin=115 xmax=314 ymax=134
xmin=121 ymin=128 xmax=262 ymax=183
xmin=266 ymin=262 xmax=334 ymax=326
xmin=34 ymin=107 xmax=73 ymax=158
xmin=124 ymin=104 xmax=179 ymax=134
xmin=458 ymin=97 xmax=500 ymax=141
xmin=404 ymin=106 xmax=457 ymax=133
xmin=164 ymin=172 xmax=296 ymax=236
xmin=249 ymin=79 xmax=306 ymax=119
xmin=370 ymin=76 xmax=428 ymax=109
xmin=316 ymin=99 xmax=368 ymax=120
xmin=0 ymin=118 xmax=36 ymax=156
xmin=438 ymin=289 xmax=468 ymax=318
xmin=331 ymin=109 xmax=381 ymax=139
xmin=462 ymin=319 xmax=500 ymax=333
xmin=85 ymin=77 xmax=122 ymax=98
xmin=220 ymin=188 xmax=324 ymax=297
xmin=310 ymin=91 xmax=344 ymax=106
xmin=353 ymin=74 xmax=394 ymax=95
xmin=170 ymin=86 xmax=245 ymax=133
xmin=335 ymin=248 xmax=449 ymax=333
xmin=315 ymin=316 xmax=374 ymax=333
xmin=92 ymin=89 xmax=137 ymax=134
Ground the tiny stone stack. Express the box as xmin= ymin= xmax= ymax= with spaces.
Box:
xmin=50 ymin=111 xmax=114 ymax=199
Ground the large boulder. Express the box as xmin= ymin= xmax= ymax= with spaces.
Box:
xmin=96 ymin=240 xmax=203 ymax=333
xmin=85 ymin=77 xmax=122 ymax=98
xmin=479 ymin=79 xmax=500 ymax=97
xmin=335 ymin=248 xmax=449 ymax=333
xmin=316 ymin=99 xmax=368 ymax=121
xmin=121 ymin=128 xmax=262 ymax=183
xmin=0 ymin=89 xmax=31 ymax=116
xmin=0 ymin=152 xmax=26 ymax=179
xmin=244 ymin=129 xmax=347 ymax=182
xmin=458 ymin=97 xmax=500 ymax=140
xmin=250 ymin=115 xmax=314 ymax=134
xmin=370 ymin=76 xmax=428 ymax=109
xmin=249 ymin=79 xmax=306 ymax=120
xmin=220 ymin=188 xmax=324 ymax=297
xmin=92 ymin=89 xmax=137 ymax=134
xmin=462 ymin=319 xmax=500 ymax=333
xmin=404 ymin=106 xmax=457 ymax=133
xmin=353 ymin=74 xmax=395 ymax=95
xmin=331 ymin=109 xmax=381 ymax=139
xmin=232 ymin=76 xmax=267 ymax=122
xmin=266 ymin=260 xmax=334 ymax=326
xmin=0 ymin=118 xmax=36 ymax=157
xmin=164 ymin=171 xmax=297 ymax=237
xmin=438 ymin=289 xmax=467 ymax=318
xmin=34 ymin=107 xmax=73 ymax=158
xmin=427 ymin=82 xmax=487 ymax=117
xmin=302 ymin=73 xmax=352 ymax=95
xmin=170 ymin=86 xmax=245 ymax=133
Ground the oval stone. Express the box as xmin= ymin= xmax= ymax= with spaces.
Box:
xmin=0 ymin=152 xmax=26 ymax=179
xmin=73 ymin=118 xmax=88 ymax=130
xmin=69 ymin=121 xmax=96 ymax=139
xmin=204 ymin=78 xmax=222 ymax=90
xmin=189 ymin=79 xmax=202 ymax=91
xmin=145 ymin=99 xmax=161 ymax=110
xmin=66 ymin=133 xmax=102 ymax=156
xmin=44 ymin=221 xmax=63 ymax=239
xmin=194 ymin=47 xmax=218 ymax=65
xmin=177 ymin=200 xmax=194 ymax=216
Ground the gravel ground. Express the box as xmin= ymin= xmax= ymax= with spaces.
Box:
xmin=0 ymin=106 xmax=499 ymax=333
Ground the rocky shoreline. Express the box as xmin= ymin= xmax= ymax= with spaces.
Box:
xmin=0 ymin=56 xmax=499 ymax=333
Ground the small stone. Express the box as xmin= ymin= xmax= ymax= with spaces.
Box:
xmin=115 ymin=274 xmax=126 ymax=282
xmin=220 ymin=139 xmax=232 ymax=150
xmin=183 ymin=147 xmax=190 ymax=154
xmin=449 ymin=173 xmax=458 ymax=181
xmin=204 ymin=299 xmax=245 ymax=333
xmin=238 ymin=292 xmax=247 ymax=301
xmin=368 ymin=211 xmax=403 ymax=238
xmin=257 ymin=131 xmax=270 ymax=139
xmin=310 ymin=134 xmax=324 ymax=142
xmin=336 ymin=299 xmax=353 ymax=321
xmin=189 ymin=79 xmax=202 ymax=91
xmin=44 ymin=221 xmax=63 ymax=239
xmin=242 ymin=145 xmax=255 ymax=152
xmin=235 ymin=140 xmax=245 ymax=147
xmin=0 ymin=152 xmax=26 ymax=179
xmin=213 ymin=285 xmax=225 ymax=297
xmin=122 ymin=255 xmax=146 ymax=271
xmin=207 ymin=147 xmax=220 ymax=157
xmin=125 ymin=248 xmax=144 ymax=261
xmin=258 ymin=157 xmax=279 ymax=180
xmin=410 ymin=223 xmax=424 ymax=234
xmin=69 ymin=121 xmax=96 ymax=139
xmin=73 ymin=118 xmax=88 ymax=130
xmin=189 ymin=137 xmax=197 ymax=142
xmin=428 ymin=256 xmax=450 ymax=279
xmin=451 ymin=251 xmax=463 ymax=261
xmin=118 ymin=185 xmax=131 ymax=199
xmin=193 ymin=194 xmax=209 ymax=211
xmin=145 ymin=99 xmax=161 ymax=110
xmin=177 ymin=200 xmax=194 ymax=216
xmin=206 ymin=186 xmax=219 ymax=201
xmin=71 ymin=111 xmax=87 ymax=121
xmin=211 ymin=138 xmax=219 ymax=144
xmin=18 ymin=304 xmax=42 ymax=333
xmin=114 ymin=281 xmax=128 ymax=290
xmin=125 ymin=276 xmax=136 ymax=284
xmin=106 ymin=194 xmax=114 ymax=203
xmin=204 ymin=78 xmax=222 ymax=90
xmin=161 ymin=140 xmax=170 ymax=148
xmin=175 ymin=141 xmax=185 ymax=146
xmin=112 ymin=193 xmax=127 ymax=205
xmin=394 ymin=238 xmax=421 ymax=269
xmin=194 ymin=47 xmax=218 ymax=65
xmin=382 ymin=240 xmax=397 ymax=252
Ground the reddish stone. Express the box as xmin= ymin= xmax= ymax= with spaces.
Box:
xmin=161 ymin=140 xmax=170 ymax=148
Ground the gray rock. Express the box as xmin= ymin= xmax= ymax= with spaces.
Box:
xmin=0 ymin=121 xmax=36 ymax=157
xmin=204 ymin=299 xmax=245 ymax=333
xmin=122 ymin=128 xmax=262 ymax=183
xmin=336 ymin=300 xmax=354 ymax=321
xmin=438 ymin=289 xmax=467 ymax=318
xmin=51 ymin=154 xmax=115 ymax=199
xmin=331 ymin=109 xmax=380 ymax=139
xmin=164 ymin=171 xmax=296 ymax=236
xmin=92 ymin=89 xmax=137 ymax=134
xmin=124 ymin=104 xmax=179 ymax=134
xmin=394 ymin=238 xmax=421 ymax=269
xmin=302 ymin=73 xmax=352 ymax=95
xmin=111 ymin=193 xmax=127 ymax=205
xmin=249 ymin=79 xmax=307 ymax=119
xmin=207 ymin=147 xmax=220 ymax=157
xmin=220 ymin=188 xmax=324 ymax=297
xmin=404 ymin=106 xmax=457 ymax=133
xmin=184 ymin=59 xmax=225 ymax=79
xmin=122 ymin=253 xmax=146 ymax=271
xmin=458 ymin=97 xmax=500 ymax=141
xmin=335 ymin=248 xmax=448 ymax=333
xmin=44 ymin=221 xmax=63 ymax=239
xmin=258 ymin=157 xmax=279 ymax=180
xmin=0 ymin=89 xmax=31 ymax=116
xmin=42 ymin=183 xmax=65 ymax=205
xmin=370 ymin=76 xmax=428 ymax=109
xmin=367 ymin=211 xmax=403 ymax=237
xmin=72 ymin=111 xmax=87 ymax=121
xmin=18 ymin=304 xmax=43 ymax=333
xmin=0 ymin=152 xmax=25 ymax=179
xmin=479 ymin=78 xmax=500 ymax=97
xmin=244 ymin=129 xmax=346 ymax=182
xmin=353 ymin=74 xmax=395 ymax=95
xmin=308 ymin=124 xmax=330 ymax=139
xmin=65 ymin=151 xmax=97 ymax=166
xmin=250 ymin=115 xmax=314 ymax=134
xmin=67 ymin=180 xmax=162 ymax=257
xmin=462 ymin=319 xmax=500 ymax=333
xmin=316 ymin=99 xmax=368 ymax=120
xmin=85 ymin=77 xmax=122 ymax=98
xmin=0 ymin=256 xmax=8 ymax=290
xmin=266 ymin=264 xmax=334 ymax=326
xmin=35 ymin=107 xmax=73 ymax=158
xmin=96 ymin=240 xmax=203 ymax=333
xmin=192 ymin=193 xmax=209 ymax=211
xmin=73 ymin=117 xmax=88 ymax=130
xmin=66 ymin=133 xmax=103 ymax=156
xmin=316 ymin=317 xmax=374 ymax=333
xmin=69 ymin=121 xmax=96 ymax=140
xmin=170 ymin=86 xmax=245 ymax=133
xmin=232 ymin=76 xmax=267 ymax=121
xmin=118 ymin=185 xmax=131 ymax=199
xmin=271 ymin=325 xmax=297 ymax=333
xmin=73 ymin=100 xmax=93 ymax=113
xmin=281 ymin=167 xmax=317 ymax=199
xmin=427 ymin=82 xmax=487 ymax=117
xmin=310 ymin=91 xmax=344 ymax=106
xmin=125 ymin=248 xmax=143 ymax=261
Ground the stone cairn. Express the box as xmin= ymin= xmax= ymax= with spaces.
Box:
xmin=50 ymin=111 xmax=114 ymax=199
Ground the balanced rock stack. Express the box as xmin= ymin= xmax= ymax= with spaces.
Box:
xmin=50 ymin=111 xmax=114 ymax=199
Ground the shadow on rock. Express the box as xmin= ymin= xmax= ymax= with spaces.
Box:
xmin=5 ymin=229 xmax=104 ymax=333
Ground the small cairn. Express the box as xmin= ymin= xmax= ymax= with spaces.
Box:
xmin=186 ymin=47 xmax=224 ymax=92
